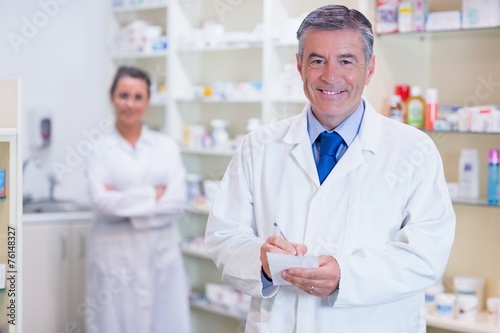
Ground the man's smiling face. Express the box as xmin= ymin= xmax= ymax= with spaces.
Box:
xmin=296 ymin=29 xmax=375 ymax=130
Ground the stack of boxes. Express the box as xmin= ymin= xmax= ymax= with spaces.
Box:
xmin=376 ymin=0 xmax=500 ymax=34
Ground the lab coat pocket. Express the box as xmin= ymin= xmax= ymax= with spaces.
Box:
xmin=344 ymin=202 xmax=402 ymax=253
xmin=245 ymin=297 xmax=273 ymax=333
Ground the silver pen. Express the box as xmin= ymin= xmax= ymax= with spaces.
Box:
xmin=273 ymin=222 xmax=288 ymax=241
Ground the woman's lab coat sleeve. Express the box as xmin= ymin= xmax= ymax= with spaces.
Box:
xmin=205 ymin=139 xmax=267 ymax=298
xmin=154 ymin=142 xmax=187 ymax=218
xmin=331 ymin=139 xmax=456 ymax=307
xmin=86 ymin=147 xmax=157 ymax=218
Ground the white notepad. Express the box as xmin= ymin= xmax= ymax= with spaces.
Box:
xmin=266 ymin=252 xmax=319 ymax=285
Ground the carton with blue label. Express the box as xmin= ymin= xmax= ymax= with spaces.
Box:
xmin=0 ymin=170 xmax=5 ymax=198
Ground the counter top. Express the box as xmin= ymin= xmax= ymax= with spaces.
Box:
xmin=23 ymin=211 xmax=93 ymax=224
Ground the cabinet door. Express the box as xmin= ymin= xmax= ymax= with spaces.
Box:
xmin=68 ymin=222 xmax=91 ymax=333
xmin=22 ymin=223 xmax=70 ymax=333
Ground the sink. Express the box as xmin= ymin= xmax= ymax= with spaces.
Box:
xmin=23 ymin=199 xmax=91 ymax=214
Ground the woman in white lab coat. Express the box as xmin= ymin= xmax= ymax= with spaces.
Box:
xmin=205 ymin=5 xmax=455 ymax=333
xmin=85 ymin=66 xmax=190 ymax=333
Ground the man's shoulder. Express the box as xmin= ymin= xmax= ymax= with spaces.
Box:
xmin=246 ymin=115 xmax=298 ymax=142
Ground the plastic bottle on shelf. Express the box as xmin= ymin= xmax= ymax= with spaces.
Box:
xmin=246 ymin=118 xmax=261 ymax=133
xmin=459 ymin=148 xmax=479 ymax=199
xmin=210 ymin=119 xmax=229 ymax=148
xmin=406 ymin=85 xmax=425 ymax=128
xmin=388 ymin=95 xmax=404 ymax=122
xmin=0 ymin=170 xmax=5 ymax=198
xmin=488 ymin=149 xmax=499 ymax=205
xmin=395 ymin=84 xmax=411 ymax=122
xmin=413 ymin=0 xmax=428 ymax=32
xmin=425 ymin=88 xmax=439 ymax=130
xmin=186 ymin=173 xmax=203 ymax=201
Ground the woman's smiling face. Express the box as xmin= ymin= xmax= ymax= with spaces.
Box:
xmin=111 ymin=76 xmax=149 ymax=128
xmin=296 ymin=29 xmax=375 ymax=130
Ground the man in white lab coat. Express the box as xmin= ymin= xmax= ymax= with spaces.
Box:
xmin=205 ymin=5 xmax=455 ymax=332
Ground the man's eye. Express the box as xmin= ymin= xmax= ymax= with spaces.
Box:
xmin=119 ymin=93 xmax=128 ymax=99
xmin=340 ymin=60 xmax=355 ymax=66
xmin=311 ymin=59 xmax=324 ymax=66
xmin=135 ymin=95 xmax=144 ymax=101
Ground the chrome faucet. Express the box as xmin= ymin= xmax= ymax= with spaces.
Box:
xmin=47 ymin=173 xmax=59 ymax=202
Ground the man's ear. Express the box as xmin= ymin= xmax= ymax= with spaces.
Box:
xmin=365 ymin=55 xmax=376 ymax=86
xmin=296 ymin=53 xmax=303 ymax=78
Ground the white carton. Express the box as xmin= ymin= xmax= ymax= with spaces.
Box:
xmin=398 ymin=2 xmax=414 ymax=32
xmin=426 ymin=11 xmax=462 ymax=31
xmin=458 ymin=105 xmax=500 ymax=132
xmin=462 ymin=0 xmax=500 ymax=28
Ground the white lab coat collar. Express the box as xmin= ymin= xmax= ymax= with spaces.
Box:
xmin=284 ymin=97 xmax=381 ymax=155
xmin=283 ymin=97 xmax=382 ymax=186
xmin=107 ymin=124 xmax=155 ymax=150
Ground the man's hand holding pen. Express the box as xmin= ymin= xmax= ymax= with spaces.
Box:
xmin=259 ymin=223 xmax=307 ymax=283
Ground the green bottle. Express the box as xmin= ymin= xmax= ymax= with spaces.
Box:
xmin=407 ymin=85 xmax=425 ymax=128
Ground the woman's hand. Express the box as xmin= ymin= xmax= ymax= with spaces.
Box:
xmin=155 ymin=185 xmax=166 ymax=200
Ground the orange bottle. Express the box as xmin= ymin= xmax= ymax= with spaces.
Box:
xmin=425 ymin=88 xmax=438 ymax=130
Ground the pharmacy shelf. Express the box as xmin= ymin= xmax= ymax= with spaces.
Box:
xmin=272 ymin=96 xmax=307 ymax=104
xmin=112 ymin=2 xmax=168 ymax=13
xmin=271 ymin=40 xmax=298 ymax=47
xmin=181 ymin=247 xmax=211 ymax=260
xmin=426 ymin=312 xmax=500 ymax=333
xmin=190 ymin=298 xmax=246 ymax=321
xmin=149 ymin=100 xmax=168 ymax=107
xmin=181 ymin=147 xmax=235 ymax=157
xmin=0 ymin=79 xmax=21 ymax=333
xmin=176 ymin=97 xmax=262 ymax=104
xmin=185 ymin=205 xmax=210 ymax=215
xmin=425 ymin=130 xmax=500 ymax=136
xmin=177 ymin=42 xmax=263 ymax=52
xmin=111 ymin=50 xmax=169 ymax=59
xmin=377 ymin=25 xmax=500 ymax=37
xmin=452 ymin=197 xmax=500 ymax=209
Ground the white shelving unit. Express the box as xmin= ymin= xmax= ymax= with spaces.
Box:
xmin=375 ymin=1 xmax=500 ymax=332
xmin=190 ymin=298 xmax=247 ymax=321
xmin=0 ymin=79 xmax=21 ymax=333
xmin=110 ymin=1 xmax=170 ymax=130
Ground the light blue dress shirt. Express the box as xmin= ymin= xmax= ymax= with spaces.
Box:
xmin=308 ymin=101 xmax=365 ymax=163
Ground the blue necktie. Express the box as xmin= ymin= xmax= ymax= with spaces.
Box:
xmin=316 ymin=131 xmax=344 ymax=184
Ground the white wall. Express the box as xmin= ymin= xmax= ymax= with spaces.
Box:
xmin=0 ymin=0 xmax=110 ymax=204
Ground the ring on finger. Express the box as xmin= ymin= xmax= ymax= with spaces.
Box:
xmin=309 ymin=285 xmax=315 ymax=294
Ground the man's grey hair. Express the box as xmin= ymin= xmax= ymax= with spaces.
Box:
xmin=296 ymin=5 xmax=374 ymax=66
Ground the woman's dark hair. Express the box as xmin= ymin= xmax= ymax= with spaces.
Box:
xmin=297 ymin=5 xmax=374 ymax=66
xmin=109 ymin=66 xmax=151 ymax=97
